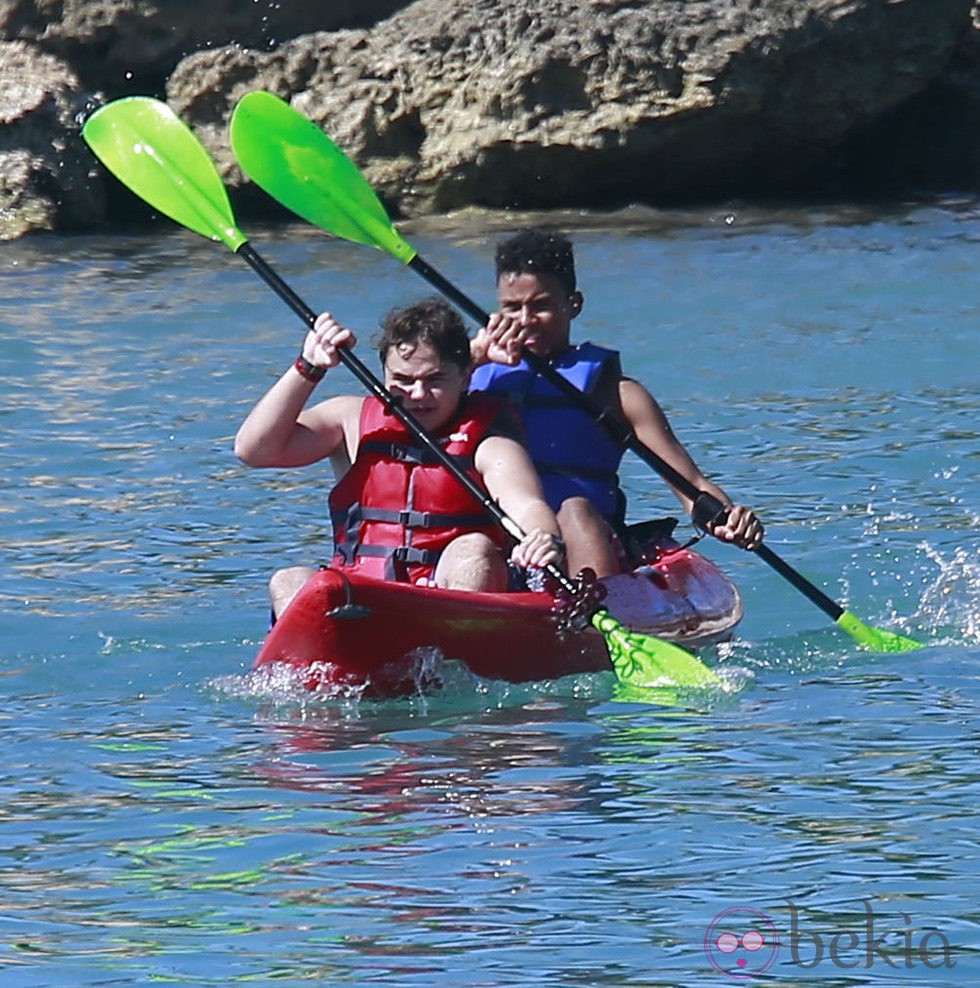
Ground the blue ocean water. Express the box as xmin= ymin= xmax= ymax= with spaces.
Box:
xmin=1 ymin=201 xmax=977 ymax=986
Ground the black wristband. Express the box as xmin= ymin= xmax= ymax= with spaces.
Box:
xmin=293 ymin=354 xmax=326 ymax=383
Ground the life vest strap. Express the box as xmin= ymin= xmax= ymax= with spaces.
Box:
xmin=334 ymin=504 xmax=490 ymax=530
xmin=349 ymin=544 xmax=441 ymax=566
xmin=519 ymin=393 xmax=587 ymax=410
xmin=358 ymin=439 xmax=473 ymax=470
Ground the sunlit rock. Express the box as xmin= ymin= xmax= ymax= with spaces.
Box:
xmin=0 ymin=0 xmax=404 ymax=93
xmin=166 ymin=0 xmax=973 ymax=217
xmin=0 ymin=40 xmax=103 ymax=240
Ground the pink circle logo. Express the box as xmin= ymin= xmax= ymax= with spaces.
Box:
xmin=704 ymin=906 xmax=780 ymax=979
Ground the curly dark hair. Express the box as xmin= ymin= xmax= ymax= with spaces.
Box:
xmin=494 ymin=228 xmax=576 ymax=294
xmin=375 ymin=297 xmax=471 ymax=371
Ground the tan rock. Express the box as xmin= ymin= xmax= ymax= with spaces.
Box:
xmin=0 ymin=0 xmax=406 ymax=92
xmin=166 ymin=0 xmax=974 ymax=217
xmin=0 ymin=40 xmax=103 ymax=239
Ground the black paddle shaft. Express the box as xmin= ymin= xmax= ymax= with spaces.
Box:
xmin=407 ymin=254 xmax=852 ymax=624
xmin=236 ymin=242 xmax=578 ymax=597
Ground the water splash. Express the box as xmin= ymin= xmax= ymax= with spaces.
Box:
xmin=208 ymin=649 xmax=450 ymax=709
xmin=208 ymin=648 xmax=577 ymax=714
xmin=208 ymin=661 xmax=370 ymax=707
xmin=914 ymin=544 xmax=980 ymax=644
xmin=713 ymin=630 xmax=857 ymax=677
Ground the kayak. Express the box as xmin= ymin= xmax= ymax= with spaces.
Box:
xmin=252 ymin=523 xmax=743 ymax=696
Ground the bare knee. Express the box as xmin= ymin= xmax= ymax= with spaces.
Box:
xmin=556 ymin=497 xmax=621 ymax=578
xmin=269 ymin=565 xmax=316 ymax=619
xmin=433 ymin=533 xmax=507 ymax=592
xmin=557 ymin=496 xmax=602 ymax=530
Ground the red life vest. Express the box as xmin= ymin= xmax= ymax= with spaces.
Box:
xmin=329 ymin=394 xmax=513 ymax=582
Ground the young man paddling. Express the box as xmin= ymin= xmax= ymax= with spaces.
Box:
xmin=470 ymin=229 xmax=764 ymax=578
xmin=236 ymin=297 xmax=565 ymax=618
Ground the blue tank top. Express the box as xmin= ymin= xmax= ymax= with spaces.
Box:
xmin=470 ymin=343 xmax=625 ymax=526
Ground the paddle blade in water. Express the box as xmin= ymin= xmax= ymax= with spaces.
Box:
xmin=230 ymin=91 xmax=416 ymax=264
xmin=836 ymin=609 xmax=923 ymax=653
xmin=82 ymin=97 xmax=246 ymax=252
xmin=591 ymin=610 xmax=722 ymax=690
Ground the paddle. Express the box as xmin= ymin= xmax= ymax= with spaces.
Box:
xmin=81 ymin=95 xmax=722 ymax=693
xmin=228 ymin=90 xmax=922 ymax=655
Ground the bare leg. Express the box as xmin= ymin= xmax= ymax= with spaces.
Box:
xmin=269 ymin=565 xmax=316 ymax=620
xmin=433 ymin=533 xmax=508 ymax=592
xmin=556 ymin=496 xmax=622 ymax=579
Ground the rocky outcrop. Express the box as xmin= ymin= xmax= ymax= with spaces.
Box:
xmin=0 ymin=1 xmax=405 ymax=93
xmin=837 ymin=2 xmax=980 ymax=194
xmin=166 ymin=0 xmax=973 ymax=215
xmin=0 ymin=0 xmax=403 ymax=238
xmin=0 ymin=0 xmax=979 ymax=238
xmin=0 ymin=40 xmax=102 ymax=239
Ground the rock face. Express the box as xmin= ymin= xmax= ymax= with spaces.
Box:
xmin=0 ymin=0 xmax=979 ymax=238
xmin=0 ymin=40 xmax=102 ymax=239
xmin=167 ymin=0 xmax=974 ymax=215
xmin=0 ymin=1 xmax=405 ymax=92
xmin=0 ymin=0 xmax=403 ymax=237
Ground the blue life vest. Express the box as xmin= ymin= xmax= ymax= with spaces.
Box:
xmin=470 ymin=343 xmax=625 ymax=526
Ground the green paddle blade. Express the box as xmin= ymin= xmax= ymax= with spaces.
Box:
xmin=591 ymin=610 xmax=723 ymax=690
xmin=836 ymin=609 xmax=923 ymax=653
xmin=82 ymin=97 xmax=246 ymax=252
xmin=230 ymin=90 xmax=416 ymax=264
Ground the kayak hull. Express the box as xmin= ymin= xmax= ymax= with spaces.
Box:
xmin=252 ymin=536 xmax=743 ymax=696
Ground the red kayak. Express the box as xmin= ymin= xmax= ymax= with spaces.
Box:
xmin=252 ymin=525 xmax=743 ymax=696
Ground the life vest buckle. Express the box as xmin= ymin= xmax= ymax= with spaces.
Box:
xmin=390 ymin=444 xmax=416 ymax=462
xmin=398 ymin=509 xmax=432 ymax=527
